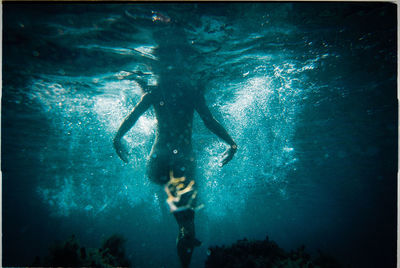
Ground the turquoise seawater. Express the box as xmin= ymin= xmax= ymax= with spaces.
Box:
xmin=2 ymin=3 xmax=397 ymax=267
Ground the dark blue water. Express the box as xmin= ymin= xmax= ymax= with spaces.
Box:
xmin=3 ymin=3 xmax=397 ymax=267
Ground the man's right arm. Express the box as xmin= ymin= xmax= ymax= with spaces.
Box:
xmin=194 ymin=94 xmax=237 ymax=166
xmin=114 ymin=92 xmax=153 ymax=162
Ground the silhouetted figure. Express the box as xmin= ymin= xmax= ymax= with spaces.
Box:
xmin=113 ymin=11 xmax=237 ymax=268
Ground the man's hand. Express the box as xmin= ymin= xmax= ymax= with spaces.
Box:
xmin=221 ymin=144 xmax=237 ymax=166
xmin=113 ymin=138 xmax=129 ymax=163
xmin=130 ymin=70 xmax=151 ymax=90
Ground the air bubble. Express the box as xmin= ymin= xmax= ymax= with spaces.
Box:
xmin=173 ymin=149 xmax=178 ymax=154
xmin=160 ymin=101 xmax=164 ymax=106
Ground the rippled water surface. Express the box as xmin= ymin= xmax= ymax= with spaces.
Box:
xmin=3 ymin=3 xmax=397 ymax=267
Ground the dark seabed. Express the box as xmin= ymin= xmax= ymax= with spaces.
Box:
xmin=2 ymin=2 xmax=397 ymax=267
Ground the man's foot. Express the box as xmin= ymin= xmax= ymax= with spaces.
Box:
xmin=176 ymin=226 xmax=201 ymax=268
xmin=177 ymin=226 xmax=202 ymax=248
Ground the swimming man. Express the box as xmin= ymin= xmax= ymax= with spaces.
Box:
xmin=113 ymin=71 xmax=237 ymax=267
xmin=113 ymin=11 xmax=237 ymax=267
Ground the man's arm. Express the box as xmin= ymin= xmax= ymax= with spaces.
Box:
xmin=114 ymin=93 xmax=153 ymax=162
xmin=195 ymin=94 xmax=237 ymax=166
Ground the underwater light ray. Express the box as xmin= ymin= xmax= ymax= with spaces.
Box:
xmin=26 ymin=4 xmax=349 ymax=226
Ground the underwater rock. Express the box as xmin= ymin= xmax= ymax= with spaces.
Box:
xmin=32 ymin=234 xmax=131 ymax=267
xmin=45 ymin=235 xmax=82 ymax=267
xmin=99 ymin=234 xmax=131 ymax=267
xmin=205 ymin=236 xmax=341 ymax=268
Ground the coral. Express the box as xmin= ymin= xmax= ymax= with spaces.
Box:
xmin=32 ymin=234 xmax=131 ymax=268
xmin=205 ymin=236 xmax=341 ymax=268
xmin=99 ymin=234 xmax=131 ymax=267
xmin=46 ymin=235 xmax=82 ymax=267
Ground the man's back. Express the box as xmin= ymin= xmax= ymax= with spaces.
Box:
xmin=151 ymin=86 xmax=196 ymax=153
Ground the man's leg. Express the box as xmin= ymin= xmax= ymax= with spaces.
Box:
xmin=174 ymin=209 xmax=201 ymax=268
xmin=165 ymin=167 xmax=200 ymax=268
